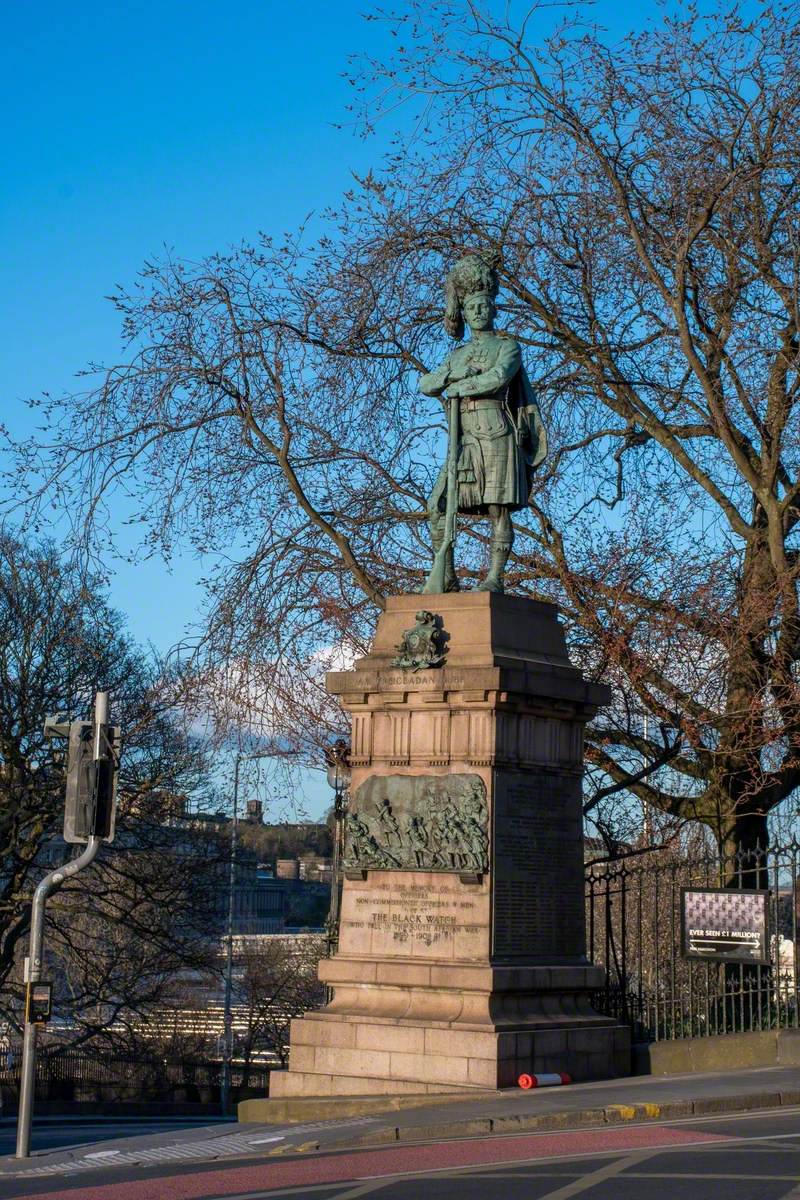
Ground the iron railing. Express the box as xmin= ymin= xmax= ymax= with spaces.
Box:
xmin=0 ymin=1050 xmax=268 ymax=1102
xmin=586 ymin=840 xmax=799 ymax=1043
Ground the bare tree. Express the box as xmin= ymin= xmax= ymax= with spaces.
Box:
xmin=0 ymin=534 xmax=223 ymax=1046
xmin=233 ymin=935 xmax=324 ymax=1074
xmin=35 ymin=801 xmax=226 ymax=1055
xmin=8 ymin=3 xmax=800 ymax=860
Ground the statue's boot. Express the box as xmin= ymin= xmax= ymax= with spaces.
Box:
xmin=430 ymin=516 xmax=460 ymax=592
xmin=478 ymin=539 xmax=512 ymax=594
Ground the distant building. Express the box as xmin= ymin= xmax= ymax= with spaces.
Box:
xmin=245 ymin=799 xmax=263 ymax=823
xmin=109 ymin=933 xmax=326 ymax=1063
xmin=298 ymin=855 xmax=333 ymax=883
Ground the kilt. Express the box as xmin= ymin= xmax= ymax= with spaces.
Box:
xmin=429 ymin=396 xmax=529 ymax=515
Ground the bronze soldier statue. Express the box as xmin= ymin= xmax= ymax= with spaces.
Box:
xmin=420 ymin=254 xmax=547 ymax=593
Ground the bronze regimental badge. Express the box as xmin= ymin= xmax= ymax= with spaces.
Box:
xmin=391 ymin=609 xmax=448 ymax=671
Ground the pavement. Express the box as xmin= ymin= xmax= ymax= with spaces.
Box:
xmin=1 ymin=1066 xmax=800 ymax=1197
xmin=0 ymin=1116 xmax=232 ymax=1158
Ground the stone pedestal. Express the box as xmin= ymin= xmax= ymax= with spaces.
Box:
xmin=271 ymin=593 xmax=630 ymax=1097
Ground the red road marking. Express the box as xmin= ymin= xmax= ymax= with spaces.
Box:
xmin=16 ymin=1124 xmax=733 ymax=1200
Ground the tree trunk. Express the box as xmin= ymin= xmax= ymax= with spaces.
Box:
xmin=719 ymin=811 xmax=769 ymax=890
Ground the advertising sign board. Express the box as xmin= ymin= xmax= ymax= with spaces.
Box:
xmin=681 ymin=887 xmax=769 ymax=965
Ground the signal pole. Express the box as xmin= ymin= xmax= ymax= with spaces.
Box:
xmin=15 ymin=690 xmax=120 ymax=1159
xmin=15 ymin=835 xmax=101 ymax=1157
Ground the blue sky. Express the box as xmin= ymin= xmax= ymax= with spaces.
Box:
xmin=2 ymin=0 xmax=395 ymax=816
xmin=1 ymin=0 xmax=672 ymax=815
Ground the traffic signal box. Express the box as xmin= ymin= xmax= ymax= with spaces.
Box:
xmin=63 ymin=721 xmax=121 ymax=844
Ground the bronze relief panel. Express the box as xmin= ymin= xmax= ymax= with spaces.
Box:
xmin=344 ymin=773 xmax=488 ymax=873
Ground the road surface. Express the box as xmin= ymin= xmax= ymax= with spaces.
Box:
xmin=2 ymin=1105 xmax=800 ymax=1198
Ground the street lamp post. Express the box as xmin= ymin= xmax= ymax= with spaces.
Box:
xmin=324 ymin=741 xmax=351 ymax=978
xmin=220 ymin=748 xmax=270 ymax=1119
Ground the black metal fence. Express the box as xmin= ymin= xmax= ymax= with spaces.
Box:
xmin=586 ymin=840 xmax=800 ymax=1043
xmin=0 ymin=1051 xmax=269 ymax=1105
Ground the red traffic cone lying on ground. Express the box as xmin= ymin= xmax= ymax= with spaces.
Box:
xmin=518 ymin=1072 xmax=572 ymax=1089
